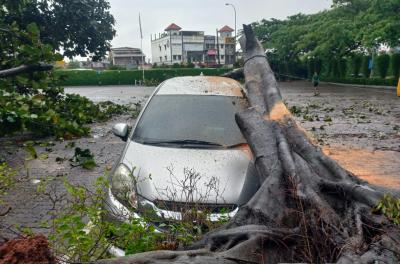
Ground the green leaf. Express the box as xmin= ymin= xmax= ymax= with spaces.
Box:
xmin=39 ymin=153 xmax=49 ymax=160
xmin=26 ymin=23 xmax=40 ymax=36
xmin=70 ymin=147 xmax=96 ymax=170
xmin=6 ymin=116 xmax=15 ymax=123
xmin=25 ymin=145 xmax=38 ymax=160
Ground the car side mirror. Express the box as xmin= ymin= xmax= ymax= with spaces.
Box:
xmin=112 ymin=123 xmax=129 ymax=141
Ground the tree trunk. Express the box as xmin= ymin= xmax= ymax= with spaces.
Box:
xmin=96 ymin=25 xmax=400 ymax=264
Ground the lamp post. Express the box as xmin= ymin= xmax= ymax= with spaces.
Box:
xmin=225 ymin=3 xmax=237 ymax=63
xmin=225 ymin=3 xmax=236 ymax=40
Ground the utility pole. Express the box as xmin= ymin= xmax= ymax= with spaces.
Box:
xmin=216 ymin=29 xmax=221 ymax=66
xmin=139 ymin=13 xmax=145 ymax=83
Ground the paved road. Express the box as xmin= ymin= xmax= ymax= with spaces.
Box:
xmin=279 ymin=82 xmax=400 ymax=187
xmin=65 ymin=85 xmax=154 ymax=105
xmin=1 ymin=81 xmax=399 ymax=241
xmin=65 ymin=81 xmax=397 ymax=108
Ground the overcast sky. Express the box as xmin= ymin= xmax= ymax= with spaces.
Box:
xmin=109 ymin=0 xmax=332 ymax=62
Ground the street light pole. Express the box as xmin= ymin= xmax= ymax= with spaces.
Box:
xmin=225 ymin=3 xmax=237 ymax=62
xmin=225 ymin=3 xmax=236 ymax=40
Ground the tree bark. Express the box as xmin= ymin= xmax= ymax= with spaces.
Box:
xmin=221 ymin=68 xmax=244 ymax=80
xmin=0 ymin=63 xmax=53 ymax=78
xmin=96 ymin=24 xmax=400 ymax=264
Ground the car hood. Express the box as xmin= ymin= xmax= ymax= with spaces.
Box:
xmin=122 ymin=141 xmax=251 ymax=204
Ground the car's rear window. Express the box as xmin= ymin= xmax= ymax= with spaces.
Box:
xmin=132 ymin=94 xmax=248 ymax=147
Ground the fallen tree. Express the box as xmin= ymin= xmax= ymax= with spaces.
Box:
xmin=96 ymin=25 xmax=400 ymax=264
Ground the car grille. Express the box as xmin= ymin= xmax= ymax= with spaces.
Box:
xmin=153 ymin=200 xmax=237 ymax=214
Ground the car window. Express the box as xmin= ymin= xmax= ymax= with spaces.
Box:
xmin=132 ymin=94 xmax=248 ymax=147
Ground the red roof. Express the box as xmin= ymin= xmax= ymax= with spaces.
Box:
xmin=165 ymin=23 xmax=182 ymax=31
xmin=219 ymin=25 xmax=234 ymax=33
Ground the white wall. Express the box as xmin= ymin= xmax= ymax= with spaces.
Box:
xmin=151 ymin=37 xmax=170 ymax=64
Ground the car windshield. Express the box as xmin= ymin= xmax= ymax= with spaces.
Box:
xmin=132 ymin=94 xmax=248 ymax=147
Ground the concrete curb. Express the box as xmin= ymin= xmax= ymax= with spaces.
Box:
xmin=321 ymin=81 xmax=396 ymax=90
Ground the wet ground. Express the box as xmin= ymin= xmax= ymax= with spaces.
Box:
xmin=65 ymin=85 xmax=151 ymax=105
xmin=281 ymin=82 xmax=400 ymax=187
xmin=0 ymin=81 xmax=399 ymax=240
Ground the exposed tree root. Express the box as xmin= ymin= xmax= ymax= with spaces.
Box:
xmin=96 ymin=25 xmax=400 ymax=264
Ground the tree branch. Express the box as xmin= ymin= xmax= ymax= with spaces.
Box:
xmin=0 ymin=63 xmax=53 ymax=78
xmin=221 ymin=68 xmax=244 ymax=80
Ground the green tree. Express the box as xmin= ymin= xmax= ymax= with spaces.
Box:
xmin=307 ymin=58 xmax=315 ymax=79
xmin=351 ymin=54 xmax=362 ymax=78
xmin=0 ymin=9 xmax=133 ymax=138
xmin=314 ymin=58 xmax=322 ymax=75
xmin=2 ymin=0 xmax=116 ymax=60
xmin=252 ymin=0 xmax=400 ymax=79
xmin=338 ymin=58 xmax=347 ymax=78
xmin=362 ymin=55 xmax=371 ymax=78
xmin=376 ymin=53 xmax=391 ymax=79
xmin=330 ymin=59 xmax=340 ymax=78
xmin=391 ymin=53 xmax=400 ymax=80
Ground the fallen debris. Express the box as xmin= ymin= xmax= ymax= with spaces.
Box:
xmin=69 ymin=147 xmax=96 ymax=169
xmin=0 ymin=235 xmax=55 ymax=264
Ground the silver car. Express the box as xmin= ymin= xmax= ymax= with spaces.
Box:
xmin=105 ymin=76 xmax=260 ymax=226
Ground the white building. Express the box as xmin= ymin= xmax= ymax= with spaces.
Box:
xmin=109 ymin=47 xmax=146 ymax=69
xmin=151 ymin=23 xmax=236 ymax=66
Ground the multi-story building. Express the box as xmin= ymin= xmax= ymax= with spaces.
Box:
xmin=109 ymin=47 xmax=146 ymax=69
xmin=151 ymin=23 xmax=236 ymax=66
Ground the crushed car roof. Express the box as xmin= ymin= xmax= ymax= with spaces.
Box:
xmin=157 ymin=76 xmax=244 ymax=97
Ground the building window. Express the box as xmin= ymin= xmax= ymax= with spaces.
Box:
xmin=160 ymin=56 xmax=162 ymax=62
xmin=220 ymin=44 xmax=224 ymax=49
xmin=173 ymin=55 xmax=177 ymax=60
xmin=159 ymin=45 xmax=161 ymax=51
xmin=164 ymin=45 xmax=167 ymax=50
xmin=221 ymin=55 xmax=225 ymax=60
xmin=178 ymin=55 xmax=182 ymax=60
xmin=165 ymin=55 xmax=167 ymax=61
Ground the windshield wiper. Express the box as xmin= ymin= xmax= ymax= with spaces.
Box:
xmin=167 ymin=139 xmax=223 ymax=146
xmin=140 ymin=139 xmax=223 ymax=147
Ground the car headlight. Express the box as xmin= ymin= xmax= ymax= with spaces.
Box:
xmin=111 ymin=164 xmax=137 ymax=208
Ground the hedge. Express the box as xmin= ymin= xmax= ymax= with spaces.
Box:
xmin=322 ymin=77 xmax=397 ymax=87
xmin=55 ymin=68 xmax=231 ymax=86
